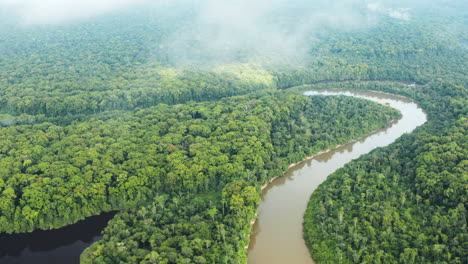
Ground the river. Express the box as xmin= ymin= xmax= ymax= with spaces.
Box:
xmin=0 ymin=212 xmax=116 ymax=264
xmin=247 ymin=89 xmax=427 ymax=264
xmin=0 ymin=89 xmax=426 ymax=264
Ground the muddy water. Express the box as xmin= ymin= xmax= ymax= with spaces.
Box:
xmin=247 ymin=89 xmax=427 ymax=264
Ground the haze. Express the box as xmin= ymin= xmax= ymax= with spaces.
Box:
xmin=1 ymin=0 xmax=463 ymax=66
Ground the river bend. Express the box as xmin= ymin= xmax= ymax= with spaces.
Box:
xmin=247 ymin=89 xmax=427 ymax=264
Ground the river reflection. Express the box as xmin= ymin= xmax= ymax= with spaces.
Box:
xmin=248 ymin=89 xmax=427 ymax=264
xmin=0 ymin=212 xmax=116 ymax=264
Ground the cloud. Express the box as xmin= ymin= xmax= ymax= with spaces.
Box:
xmin=0 ymin=0 xmax=415 ymax=67
xmin=0 ymin=0 xmax=151 ymax=24
xmin=367 ymin=2 xmax=411 ymax=21
xmin=388 ymin=8 xmax=411 ymax=21
xmin=155 ymin=0 xmax=383 ymax=67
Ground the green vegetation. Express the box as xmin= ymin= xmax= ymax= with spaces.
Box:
xmin=0 ymin=13 xmax=276 ymax=118
xmin=0 ymin=2 xmax=466 ymax=264
xmin=0 ymin=87 xmax=399 ymax=260
xmin=77 ymin=93 xmax=397 ymax=264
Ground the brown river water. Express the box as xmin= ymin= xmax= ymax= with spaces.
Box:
xmin=247 ymin=89 xmax=427 ymax=264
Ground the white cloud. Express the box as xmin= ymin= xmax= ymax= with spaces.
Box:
xmin=0 ymin=0 xmax=414 ymax=66
xmin=156 ymin=0 xmax=382 ymax=66
xmin=367 ymin=2 xmax=383 ymax=12
xmin=367 ymin=2 xmax=411 ymax=21
xmin=0 ymin=0 xmax=151 ymax=24
xmin=388 ymin=8 xmax=411 ymax=21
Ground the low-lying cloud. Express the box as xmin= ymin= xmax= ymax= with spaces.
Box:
xmin=156 ymin=0 xmax=386 ymax=67
xmin=368 ymin=2 xmax=411 ymax=21
xmin=0 ymin=0 xmax=421 ymax=67
xmin=0 ymin=0 xmax=151 ymax=24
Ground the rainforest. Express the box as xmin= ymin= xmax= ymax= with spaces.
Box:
xmin=0 ymin=1 xmax=466 ymax=264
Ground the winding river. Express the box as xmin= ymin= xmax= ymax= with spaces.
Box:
xmin=247 ymin=89 xmax=427 ymax=264
xmin=0 ymin=89 xmax=426 ymax=264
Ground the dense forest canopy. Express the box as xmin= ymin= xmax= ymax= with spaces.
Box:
xmin=0 ymin=0 xmax=466 ymax=263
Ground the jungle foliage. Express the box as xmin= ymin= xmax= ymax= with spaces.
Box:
xmin=0 ymin=3 xmax=466 ymax=264
xmin=0 ymin=87 xmax=399 ymax=263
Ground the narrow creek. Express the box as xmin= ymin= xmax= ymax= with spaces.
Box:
xmin=247 ymin=89 xmax=427 ymax=264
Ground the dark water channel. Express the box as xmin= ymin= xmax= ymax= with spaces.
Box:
xmin=0 ymin=212 xmax=116 ymax=264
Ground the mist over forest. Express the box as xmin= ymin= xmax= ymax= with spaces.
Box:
xmin=0 ymin=1 xmax=466 ymax=264
xmin=1 ymin=0 xmax=465 ymax=67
